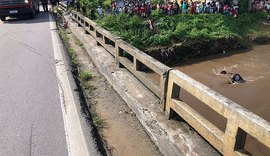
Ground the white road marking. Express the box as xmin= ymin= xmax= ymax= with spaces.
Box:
xmin=49 ymin=15 xmax=90 ymax=156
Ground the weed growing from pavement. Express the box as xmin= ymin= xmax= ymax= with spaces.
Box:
xmin=75 ymin=38 xmax=83 ymax=47
xmin=59 ymin=25 xmax=94 ymax=91
xmin=79 ymin=70 xmax=93 ymax=81
xmin=67 ymin=47 xmax=80 ymax=66
xmin=60 ymin=29 xmax=79 ymax=66
xmin=79 ymin=70 xmax=94 ymax=90
xmin=59 ymin=28 xmax=69 ymax=44
xmin=93 ymin=115 xmax=104 ymax=130
xmin=81 ymin=81 xmax=95 ymax=90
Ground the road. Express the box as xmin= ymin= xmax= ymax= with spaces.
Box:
xmin=0 ymin=12 xmax=100 ymax=156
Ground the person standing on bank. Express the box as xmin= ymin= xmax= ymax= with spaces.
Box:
xmin=41 ymin=0 xmax=48 ymax=12
xmin=97 ymin=6 xmax=103 ymax=18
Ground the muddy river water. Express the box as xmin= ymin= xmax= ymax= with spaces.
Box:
xmin=173 ymin=44 xmax=270 ymax=155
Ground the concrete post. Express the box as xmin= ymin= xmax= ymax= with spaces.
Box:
xmin=223 ymin=121 xmax=237 ymax=155
xmin=115 ymin=40 xmax=120 ymax=67
xmin=160 ymin=69 xmax=171 ymax=111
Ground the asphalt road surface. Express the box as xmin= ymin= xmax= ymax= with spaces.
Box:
xmin=0 ymin=12 xmax=98 ymax=156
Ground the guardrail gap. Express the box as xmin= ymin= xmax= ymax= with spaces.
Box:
xmin=167 ymin=83 xmax=181 ymax=119
xmin=171 ymin=82 xmax=181 ymax=100
xmin=135 ymin=59 xmax=160 ymax=89
xmin=180 ymin=88 xmax=227 ymax=132
xmin=81 ymin=19 xmax=84 ymax=25
xmin=119 ymin=48 xmax=134 ymax=63
xmin=84 ymin=22 xmax=90 ymax=34
xmin=234 ymin=128 xmax=247 ymax=153
xmin=77 ymin=17 xmax=82 ymax=27
xmin=239 ymin=132 xmax=270 ymax=156
xmin=168 ymin=82 xmax=228 ymax=133
xmin=90 ymin=25 xmax=95 ymax=31
xmin=85 ymin=21 xmax=89 ymax=27
xmin=135 ymin=59 xmax=142 ymax=71
xmin=104 ymin=37 xmax=115 ymax=47
xmin=96 ymin=31 xmax=102 ymax=38
xmin=95 ymin=31 xmax=103 ymax=46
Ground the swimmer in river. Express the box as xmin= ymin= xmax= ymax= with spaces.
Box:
xmin=220 ymin=70 xmax=245 ymax=84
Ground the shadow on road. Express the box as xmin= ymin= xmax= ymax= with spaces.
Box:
xmin=3 ymin=11 xmax=50 ymax=24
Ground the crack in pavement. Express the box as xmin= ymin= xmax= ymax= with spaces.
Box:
xmin=6 ymin=35 xmax=68 ymax=106
xmin=29 ymin=124 xmax=34 ymax=156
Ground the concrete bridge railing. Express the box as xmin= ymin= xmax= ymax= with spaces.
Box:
xmin=166 ymin=70 xmax=270 ymax=155
xmin=115 ymin=38 xmax=171 ymax=108
xmin=72 ymin=10 xmax=171 ymax=108
xmin=70 ymin=10 xmax=270 ymax=155
xmin=58 ymin=3 xmax=67 ymax=11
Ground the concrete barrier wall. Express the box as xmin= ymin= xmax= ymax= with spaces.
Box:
xmin=70 ymin=10 xmax=270 ymax=155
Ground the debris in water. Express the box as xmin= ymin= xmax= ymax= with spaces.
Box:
xmin=220 ymin=70 xmax=227 ymax=74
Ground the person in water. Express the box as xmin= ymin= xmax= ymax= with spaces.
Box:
xmin=220 ymin=70 xmax=245 ymax=84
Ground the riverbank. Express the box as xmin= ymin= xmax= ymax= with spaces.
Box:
xmin=92 ymin=11 xmax=270 ymax=65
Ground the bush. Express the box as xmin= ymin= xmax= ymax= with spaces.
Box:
xmin=239 ymin=0 xmax=250 ymax=12
xmin=79 ymin=0 xmax=98 ymax=15
xmin=93 ymin=12 xmax=268 ymax=50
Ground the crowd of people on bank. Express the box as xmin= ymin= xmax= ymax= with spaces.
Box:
xmin=106 ymin=0 xmax=240 ymax=17
xmin=72 ymin=0 xmax=270 ymax=19
xmin=252 ymin=0 xmax=270 ymax=13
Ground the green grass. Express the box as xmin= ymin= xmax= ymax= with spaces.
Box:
xmin=94 ymin=11 xmax=270 ymax=50
xmin=59 ymin=26 xmax=95 ymax=90
xmin=79 ymin=70 xmax=93 ymax=81
xmin=59 ymin=28 xmax=80 ymax=66
xmin=76 ymin=0 xmax=269 ymax=53
xmin=93 ymin=115 xmax=104 ymax=130
xmin=81 ymin=81 xmax=95 ymax=90
xmin=59 ymin=28 xmax=69 ymax=44
xmin=75 ymin=38 xmax=83 ymax=47
xmin=102 ymin=0 xmax=111 ymax=7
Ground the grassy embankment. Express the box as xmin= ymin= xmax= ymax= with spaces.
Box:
xmin=78 ymin=2 xmax=270 ymax=64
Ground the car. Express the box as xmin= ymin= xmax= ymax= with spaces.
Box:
xmin=0 ymin=0 xmax=40 ymax=21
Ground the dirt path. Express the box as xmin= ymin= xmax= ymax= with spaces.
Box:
xmin=66 ymin=30 xmax=162 ymax=156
